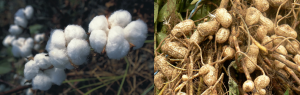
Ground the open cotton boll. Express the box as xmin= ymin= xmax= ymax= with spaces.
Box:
xmin=49 ymin=29 xmax=66 ymax=50
xmin=45 ymin=36 xmax=54 ymax=52
xmin=34 ymin=44 xmax=40 ymax=51
xmin=9 ymin=25 xmax=23 ymax=35
xmin=15 ymin=9 xmax=26 ymax=18
xmin=89 ymin=30 xmax=107 ymax=53
xmin=2 ymin=35 xmax=16 ymax=47
xmin=124 ymin=19 xmax=148 ymax=50
xmin=24 ymin=5 xmax=34 ymax=19
xmin=108 ymin=10 xmax=132 ymax=28
xmin=88 ymin=15 xmax=109 ymax=33
xmin=35 ymin=33 xmax=44 ymax=42
xmin=32 ymin=72 xmax=52 ymax=91
xmin=65 ymin=63 xmax=74 ymax=70
xmin=25 ymin=38 xmax=34 ymax=48
xmin=106 ymin=26 xmax=130 ymax=59
xmin=64 ymin=25 xmax=87 ymax=44
xmin=49 ymin=49 xmax=70 ymax=69
xmin=14 ymin=16 xmax=28 ymax=28
xmin=67 ymin=39 xmax=90 ymax=65
xmin=34 ymin=53 xmax=51 ymax=69
xmin=24 ymin=60 xmax=39 ymax=80
xmin=20 ymin=45 xmax=32 ymax=58
xmin=44 ymin=68 xmax=66 ymax=85
xmin=17 ymin=37 xmax=26 ymax=46
xmin=11 ymin=40 xmax=21 ymax=57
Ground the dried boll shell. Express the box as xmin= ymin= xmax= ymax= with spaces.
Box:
xmin=293 ymin=54 xmax=300 ymax=65
xmin=216 ymin=28 xmax=230 ymax=44
xmin=286 ymin=40 xmax=299 ymax=55
xmin=243 ymin=80 xmax=255 ymax=92
xmin=161 ymin=42 xmax=188 ymax=59
xmin=254 ymin=75 xmax=270 ymax=89
xmin=215 ymin=8 xmax=232 ymax=28
xmin=154 ymin=72 xmax=164 ymax=90
xmin=171 ymin=19 xmax=195 ymax=38
xmin=256 ymin=26 xmax=268 ymax=42
xmin=222 ymin=46 xmax=235 ymax=59
xmin=275 ymin=45 xmax=287 ymax=55
xmin=197 ymin=19 xmax=220 ymax=36
xmin=245 ymin=7 xmax=261 ymax=26
xmin=253 ymin=0 xmax=269 ymax=12
xmin=275 ymin=24 xmax=297 ymax=38
xmin=259 ymin=15 xmax=274 ymax=35
xmin=274 ymin=60 xmax=286 ymax=69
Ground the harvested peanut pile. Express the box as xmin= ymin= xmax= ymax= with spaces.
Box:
xmin=154 ymin=0 xmax=300 ymax=94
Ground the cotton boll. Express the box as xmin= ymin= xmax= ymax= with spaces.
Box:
xmin=15 ymin=9 xmax=26 ymax=18
xmin=106 ymin=26 xmax=130 ymax=59
xmin=32 ymin=72 xmax=52 ymax=91
xmin=45 ymin=36 xmax=54 ymax=52
xmin=44 ymin=68 xmax=66 ymax=85
xmin=35 ymin=33 xmax=44 ymax=42
xmin=24 ymin=5 xmax=34 ymax=19
xmin=108 ymin=10 xmax=132 ymax=28
xmin=89 ymin=30 xmax=107 ymax=53
xmin=64 ymin=25 xmax=87 ymax=44
xmin=25 ymin=38 xmax=34 ymax=48
xmin=14 ymin=16 xmax=28 ymax=28
xmin=2 ymin=35 xmax=16 ymax=47
xmin=17 ymin=37 xmax=26 ymax=46
xmin=34 ymin=44 xmax=40 ymax=51
xmin=20 ymin=45 xmax=32 ymax=58
xmin=65 ymin=63 xmax=74 ymax=70
xmin=49 ymin=29 xmax=66 ymax=51
xmin=67 ymin=39 xmax=90 ymax=65
xmin=49 ymin=49 xmax=70 ymax=69
xmin=9 ymin=25 xmax=23 ymax=35
xmin=34 ymin=53 xmax=51 ymax=69
xmin=124 ymin=19 xmax=148 ymax=50
xmin=24 ymin=60 xmax=39 ymax=80
xmin=11 ymin=40 xmax=21 ymax=57
xmin=88 ymin=15 xmax=109 ymax=33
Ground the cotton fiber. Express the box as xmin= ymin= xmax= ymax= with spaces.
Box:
xmin=67 ymin=39 xmax=90 ymax=65
xmin=89 ymin=30 xmax=107 ymax=53
xmin=44 ymin=68 xmax=66 ymax=85
xmin=106 ymin=26 xmax=130 ymax=59
xmin=32 ymin=72 xmax=52 ymax=91
xmin=34 ymin=53 xmax=51 ymax=69
xmin=24 ymin=5 xmax=34 ymax=19
xmin=49 ymin=49 xmax=70 ymax=69
xmin=64 ymin=25 xmax=87 ymax=44
xmin=108 ymin=10 xmax=132 ymax=28
xmin=24 ymin=60 xmax=39 ymax=80
xmin=124 ymin=19 xmax=148 ymax=50
xmin=88 ymin=15 xmax=109 ymax=33
xmin=9 ymin=25 xmax=22 ymax=35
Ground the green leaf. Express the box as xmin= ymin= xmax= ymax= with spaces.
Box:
xmin=157 ymin=0 xmax=176 ymax=22
xmin=0 ymin=60 xmax=12 ymax=75
xmin=154 ymin=2 xmax=159 ymax=23
xmin=191 ymin=0 xmax=200 ymax=5
xmin=156 ymin=32 xmax=167 ymax=46
xmin=84 ymin=81 xmax=112 ymax=95
xmin=284 ymin=89 xmax=289 ymax=95
xmin=29 ymin=24 xmax=43 ymax=34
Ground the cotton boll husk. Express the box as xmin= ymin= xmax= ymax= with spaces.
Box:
xmin=2 ymin=35 xmax=16 ymax=47
xmin=24 ymin=60 xmax=39 ymax=80
xmin=124 ymin=19 xmax=148 ymax=50
xmin=89 ymin=30 xmax=107 ymax=53
xmin=64 ymin=25 xmax=87 ymax=44
xmin=108 ymin=10 xmax=132 ymax=28
xmin=24 ymin=5 xmax=34 ymax=19
xmin=88 ymin=15 xmax=109 ymax=33
xmin=14 ymin=16 xmax=28 ymax=28
xmin=106 ymin=26 xmax=130 ymax=59
xmin=32 ymin=72 xmax=52 ymax=91
xmin=51 ymin=29 xmax=66 ymax=49
xmin=34 ymin=53 xmax=51 ymax=69
xmin=49 ymin=49 xmax=70 ymax=69
xmin=9 ymin=25 xmax=23 ymax=35
xmin=44 ymin=68 xmax=66 ymax=85
xmin=67 ymin=39 xmax=90 ymax=65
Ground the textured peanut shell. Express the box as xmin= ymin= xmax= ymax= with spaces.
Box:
xmin=254 ymin=0 xmax=269 ymax=12
xmin=244 ymin=44 xmax=259 ymax=73
xmin=259 ymin=15 xmax=274 ymax=35
xmin=268 ymin=0 xmax=292 ymax=9
xmin=176 ymin=92 xmax=187 ymax=95
xmin=274 ymin=60 xmax=286 ymax=69
xmin=197 ymin=20 xmax=220 ymax=36
xmin=275 ymin=24 xmax=297 ymax=38
xmin=271 ymin=35 xmax=286 ymax=46
xmin=254 ymin=75 xmax=270 ymax=89
xmin=294 ymin=54 xmax=300 ymax=65
xmin=286 ymin=40 xmax=299 ymax=54
xmin=222 ymin=46 xmax=235 ymax=59
xmin=154 ymin=71 xmax=164 ymax=90
xmin=190 ymin=30 xmax=205 ymax=44
xmin=243 ymin=80 xmax=255 ymax=92
xmin=161 ymin=42 xmax=188 ymax=59
xmin=203 ymin=65 xmax=217 ymax=86
xmin=256 ymin=25 xmax=268 ymax=42
xmin=258 ymin=89 xmax=267 ymax=95
xmin=261 ymin=36 xmax=273 ymax=50
xmin=278 ymin=69 xmax=289 ymax=78
xmin=154 ymin=55 xmax=178 ymax=78
xmin=171 ymin=19 xmax=195 ymax=38
xmin=215 ymin=8 xmax=232 ymax=28
xmin=216 ymin=28 xmax=230 ymax=44
xmin=275 ymin=45 xmax=288 ymax=55
xmin=245 ymin=7 xmax=261 ymax=26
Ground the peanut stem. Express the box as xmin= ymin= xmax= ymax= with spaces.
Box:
xmin=271 ymin=53 xmax=300 ymax=72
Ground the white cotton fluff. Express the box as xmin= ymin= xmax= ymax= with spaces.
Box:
xmin=11 ymin=40 xmax=21 ymax=57
xmin=106 ymin=26 xmax=130 ymax=59
xmin=64 ymin=25 xmax=87 ymax=44
xmin=17 ymin=37 xmax=26 ymax=46
xmin=34 ymin=33 xmax=44 ymax=42
xmin=108 ymin=10 xmax=132 ymax=28
xmin=34 ymin=53 xmax=51 ymax=69
xmin=32 ymin=72 xmax=52 ymax=91
xmin=67 ymin=39 xmax=90 ymax=65
xmin=34 ymin=44 xmax=40 ymax=50
xmin=24 ymin=5 xmax=34 ymax=19
xmin=25 ymin=38 xmax=34 ymax=48
xmin=49 ymin=49 xmax=70 ymax=69
xmin=46 ymin=29 xmax=66 ymax=52
xmin=88 ymin=15 xmax=109 ymax=33
xmin=2 ymin=35 xmax=16 ymax=47
xmin=24 ymin=60 xmax=39 ymax=80
xmin=14 ymin=9 xmax=28 ymax=28
xmin=20 ymin=45 xmax=32 ymax=58
xmin=9 ymin=25 xmax=23 ymax=35
xmin=65 ymin=63 xmax=74 ymax=70
xmin=44 ymin=68 xmax=66 ymax=85
xmin=89 ymin=30 xmax=107 ymax=53
xmin=124 ymin=19 xmax=148 ymax=50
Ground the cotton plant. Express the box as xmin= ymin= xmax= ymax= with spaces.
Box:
xmin=11 ymin=37 xmax=34 ymax=58
xmin=33 ymin=33 xmax=45 ymax=50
